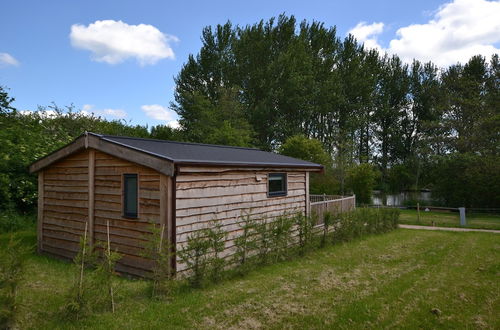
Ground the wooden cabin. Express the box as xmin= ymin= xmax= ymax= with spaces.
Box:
xmin=29 ymin=132 xmax=323 ymax=276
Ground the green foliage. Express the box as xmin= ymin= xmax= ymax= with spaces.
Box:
xmin=178 ymin=229 xmax=211 ymax=288
xmin=321 ymin=211 xmax=334 ymax=247
xmin=62 ymin=225 xmax=123 ymax=319
xmin=254 ymin=218 xmax=272 ymax=265
xmin=141 ymin=223 xmax=175 ymax=299
xmin=346 ymin=163 xmax=379 ymax=204
xmin=0 ymin=212 xmax=35 ymax=233
xmin=294 ymin=213 xmax=314 ymax=254
xmin=178 ymin=223 xmax=227 ymax=288
xmin=279 ymin=135 xmax=338 ymax=194
xmin=150 ymin=125 xmax=185 ymax=142
xmin=0 ymin=100 xmax=149 ymax=212
xmin=0 ymin=235 xmax=31 ymax=329
xmin=269 ymin=215 xmax=294 ymax=262
xmin=206 ymin=221 xmax=227 ymax=283
xmin=334 ymin=208 xmax=400 ymax=242
xmin=232 ymin=212 xmax=257 ymax=274
xmin=173 ymin=88 xmax=255 ymax=147
xmin=62 ymin=230 xmax=98 ymax=320
xmin=431 ymin=153 xmax=500 ymax=208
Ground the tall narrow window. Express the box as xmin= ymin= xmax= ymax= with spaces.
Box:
xmin=268 ymin=173 xmax=287 ymax=197
xmin=123 ymin=174 xmax=138 ymax=218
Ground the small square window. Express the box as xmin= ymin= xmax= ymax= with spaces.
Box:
xmin=123 ymin=174 xmax=138 ymax=218
xmin=268 ymin=173 xmax=287 ymax=197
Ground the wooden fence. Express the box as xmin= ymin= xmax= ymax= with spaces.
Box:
xmin=310 ymin=194 xmax=356 ymax=224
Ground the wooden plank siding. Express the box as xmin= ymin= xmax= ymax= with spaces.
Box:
xmin=41 ymin=150 xmax=89 ymax=259
xmin=175 ymin=167 xmax=307 ymax=272
xmin=40 ymin=149 xmax=166 ymax=277
xmin=92 ymin=150 xmax=162 ymax=277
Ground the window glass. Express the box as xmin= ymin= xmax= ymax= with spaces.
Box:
xmin=268 ymin=173 xmax=287 ymax=196
xmin=124 ymin=174 xmax=138 ymax=217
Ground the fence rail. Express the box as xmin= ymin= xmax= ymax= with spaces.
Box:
xmin=310 ymin=194 xmax=356 ymax=224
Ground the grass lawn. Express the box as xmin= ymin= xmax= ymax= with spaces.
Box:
xmin=399 ymin=209 xmax=500 ymax=230
xmin=1 ymin=228 xmax=499 ymax=329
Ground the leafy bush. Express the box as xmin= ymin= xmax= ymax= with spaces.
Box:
xmin=346 ymin=163 xmax=379 ymax=204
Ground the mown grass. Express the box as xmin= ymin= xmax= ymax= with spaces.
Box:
xmin=1 ymin=228 xmax=498 ymax=329
xmin=399 ymin=209 xmax=500 ymax=230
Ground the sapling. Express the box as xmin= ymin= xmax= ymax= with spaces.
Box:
xmin=62 ymin=222 xmax=98 ymax=320
xmin=254 ymin=218 xmax=271 ymax=265
xmin=321 ymin=211 xmax=333 ymax=247
xmin=0 ymin=235 xmax=31 ymax=329
xmin=233 ymin=212 xmax=257 ymax=275
xmin=93 ymin=221 xmax=122 ymax=311
xmin=206 ymin=221 xmax=227 ymax=283
xmin=295 ymin=213 xmax=314 ymax=254
xmin=141 ymin=223 xmax=174 ymax=299
xmin=178 ymin=228 xmax=211 ymax=288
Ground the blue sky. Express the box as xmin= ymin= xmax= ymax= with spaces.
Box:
xmin=1 ymin=0 xmax=499 ymax=128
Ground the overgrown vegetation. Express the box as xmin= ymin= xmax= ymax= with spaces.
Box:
xmin=0 ymin=235 xmax=31 ymax=329
xmin=1 ymin=228 xmax=498 ymax=329
xmin=142 ymin=224 xmax=175 ymax=299
xmin=178 ymin=208 xmax=399 ymax=287
xmin=62 ymin=223 xmax=122 ymax=320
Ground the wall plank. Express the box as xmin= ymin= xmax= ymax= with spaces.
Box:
xmin=175 ymin=168 xmax=307 ymax=272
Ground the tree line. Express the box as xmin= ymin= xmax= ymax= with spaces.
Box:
xmin=171 ymin=15 xmax=499 ymax=207
xmin=1 ymin=14 xmax=498 ymax=211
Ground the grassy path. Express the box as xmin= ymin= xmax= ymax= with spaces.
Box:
xmin=3 ymin=229 xmax=498 ymax=329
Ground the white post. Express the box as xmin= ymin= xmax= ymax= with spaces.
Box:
xmin=459 ymin=207 xmax=466 ymax=226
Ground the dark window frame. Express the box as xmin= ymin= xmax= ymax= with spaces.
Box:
xmin=267 ymin=173 xmax=287 ymax=197
xmin=123 ymin=173 xmax=138 ymax=218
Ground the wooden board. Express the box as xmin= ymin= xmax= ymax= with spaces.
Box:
xmin=175 ymin=168 xmax=307 ymax=272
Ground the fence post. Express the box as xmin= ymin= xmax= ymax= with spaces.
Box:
xmin=459 ymin=207 xmax=466 ymax=226
xmin=417 ymin=203 xmax=421 ymax=224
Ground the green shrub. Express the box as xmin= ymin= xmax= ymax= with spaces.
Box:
xmin=295 ymin=213 xmax=314 ymax=254
xmin=233 ymin=212 xmax=257 ymax=275
xmin=178 ymin=229 xmax=211 ymax=288
xmin=254 ymin=218 xmax=272 ymax=265
xmin=0 ymin=212 xmax=35 ymax=233
xmin=346 ymin=163 xmax=379 ymax=204
xmin=61 ymin=228 xmax=98 ymax=320
xmin=206 ymin=221 xmax=227 ymax=283
xmin=269 ymin=215 xmax=294 ymax=262
xmin=142 ymin=223 xmax=175 ymax=299
xmin=334 ymin=208 xmax=400 ymax=243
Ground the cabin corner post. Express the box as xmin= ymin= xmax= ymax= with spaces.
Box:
xmin=160 ymin=174 xmax=174 ymax=274
xmin=88 ymin=149 xmax=95 ymax=246
xmin=305 ymin=171 xmax=310 ymax=217
xmin=37 ymin=171 xmax=44 ymax=253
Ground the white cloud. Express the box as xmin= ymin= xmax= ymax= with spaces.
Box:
xmin=141 ymin=104 xmax=179 ymax=128
xmin=81 ymin=104 xmax=127 ymax=118
xmin=348 ymin=22 xmax=384 ymax=51
xmin=0 ymin=53 xmax=20 ymax=67
xmin=70 ymin=20 xmax=178 ymax=65
xmin=349 ymin=0 xmax=500 ymax=67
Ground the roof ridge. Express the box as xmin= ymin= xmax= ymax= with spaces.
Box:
xmin=98 ymin=133 xmax=262 ymax=151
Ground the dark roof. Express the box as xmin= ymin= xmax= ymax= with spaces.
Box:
xmin=95 ymin=133 xmax=323 ymax=169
